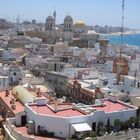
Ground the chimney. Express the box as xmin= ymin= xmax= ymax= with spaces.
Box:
xmin=5 ymin=90 xmax=10 ymax=97
xmin=36 ymin=88 xmax=41 ymax=97
xmin=10 ymin=98 xmax=15 ymax=104
xmin=11 ymin=104 xmax=16 ymax=110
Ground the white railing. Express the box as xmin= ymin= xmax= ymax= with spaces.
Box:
xmin=6 ymin=119 xmax=35 ymax=140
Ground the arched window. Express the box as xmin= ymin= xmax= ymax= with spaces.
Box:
xmin=138 ymin=82 xmax=140 ymax=88
xmin=13 ymin=72 xmax=17 ymax=76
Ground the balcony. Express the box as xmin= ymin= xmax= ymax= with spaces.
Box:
xmin=4 ymin=118 xmax=35 ymax=140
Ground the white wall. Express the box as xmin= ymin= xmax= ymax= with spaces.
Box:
xmin=122 ymin=76 xmax=135 ymax=93
xmin=24 ymin=103 xmax=137 ymax=138
xmin=106 ymin=61 xmax=113 ymax=73
xmin=15 ymin=112 xmax=27 ymax=126
xmin=25 ymin=104 xmax=90 ymax=138
xmin=129 ymin=53 xmax=140 ymax=73
xmin=22 ymin=77 xmax=44 ymax=85
xmin=107 ymin=73 xmax=117 ymax=88
xmin=0 ymin=76 xmax=9 ymax=89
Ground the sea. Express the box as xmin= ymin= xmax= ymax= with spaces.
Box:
xmin=104 ymin=33 xmax=140 ymax=48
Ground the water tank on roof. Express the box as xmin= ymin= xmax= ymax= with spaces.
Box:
xmin=72 ymin=103 xmax=76 ymax=109
xmin=27 ymin=120 xmax=35 ymax=135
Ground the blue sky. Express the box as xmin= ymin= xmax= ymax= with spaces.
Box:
xmin=0 ymin=0 xmax=139 ymax=29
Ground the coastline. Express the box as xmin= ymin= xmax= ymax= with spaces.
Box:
xmin=102 ymin=30 xmax=140 ymax=36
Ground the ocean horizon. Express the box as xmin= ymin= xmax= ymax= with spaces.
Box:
xmin=104 ymin=33 xmax=140 ymax=47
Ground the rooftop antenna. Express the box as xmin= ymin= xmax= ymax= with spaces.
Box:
xmin=119 ymin=0 xmax=125 ymax=58
xmin=121 ymin=0 xmax=125 ymax=45
xmin=117 ymin=0 xmax=125 ymax=83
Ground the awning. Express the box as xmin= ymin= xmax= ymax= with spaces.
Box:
xmin=72 ymin=123 xmax=92 ymax=132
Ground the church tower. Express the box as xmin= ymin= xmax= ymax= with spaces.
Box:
xmin=45 ymin=16 xmax=55 ymax=30
xmin=53 ymin=10 xmax=57 ymax=24
xmin=64 ymin=15 xmax=73 ymax=31
xmin=63 ymin=15 xmax=73 ymax=43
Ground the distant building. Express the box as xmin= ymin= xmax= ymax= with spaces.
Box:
xmin=9 ymin=64 xmax=22 ymax=85
xmin=113 ymin=57 xmax=129 ymax=83
xmin=67 ymin=80 xmax=104 ymax=104
xmin=32 ymin=19 xmax=36 ymax=24
xmin=46 ymin=71 xmax=68 ymax=93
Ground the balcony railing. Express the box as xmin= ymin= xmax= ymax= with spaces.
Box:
xmin=5 ymin=119 xmax=35 ymax=140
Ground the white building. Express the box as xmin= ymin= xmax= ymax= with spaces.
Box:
xmin=0 ymin=76 xmax=9 ymax=89
xmin=80 ymin=29 xmax=100 ymax=48
xmin=4 ymin=94 xmax=137 ymax=139
xmin=9 ymin=64 xmax=22 ymax=85
xmin=129 ymin=53 xmax=140 ymax=75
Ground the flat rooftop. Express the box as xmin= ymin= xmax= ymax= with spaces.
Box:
xmin=93 ymin=100 xmax=134 ymax=113
xmin=0 ymin=91 xmax=24 ymax=114
xmin=29 ymin=104 xmax=85 ymax=117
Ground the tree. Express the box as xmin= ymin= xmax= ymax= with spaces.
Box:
xmin=122 ymin=121 xmax=129 ymax=132
xmin=106 ymin=118 xmax=111 ymax=133
xmin=129 ymin=117 xmax=135 ymax=129
xmin=97 ymin=121 xmax=102 ymax=136
xmin=136 ymin=106 xmax=140 ymax=117
xmin=114 ymin=119 xmax=122 ymax=132
xmin=134 ymin=117 xmax=140 ymax=128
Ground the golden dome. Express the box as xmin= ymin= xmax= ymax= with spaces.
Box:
xmin=74 ymin=20 xmax=85 ymax=28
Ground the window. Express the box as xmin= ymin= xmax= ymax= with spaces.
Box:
xmin=13 ymin=72 xmax=17 ymax=76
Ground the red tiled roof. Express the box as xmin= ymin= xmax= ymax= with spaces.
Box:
xmin=0 ymin=91 xmax=24 ymax=114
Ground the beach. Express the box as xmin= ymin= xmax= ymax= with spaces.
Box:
xmin=106 ymin=30 xmax=140 ymax=36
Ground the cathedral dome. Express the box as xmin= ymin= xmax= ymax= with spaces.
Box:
xmin=64 ymin=15 xmax=73 ymax=22
xmin=74 ymin=20 xmax=85 ymax=28
xmin=46 ymin=16 xmax=54 ymax=22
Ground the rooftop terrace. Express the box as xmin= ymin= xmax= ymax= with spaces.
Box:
xmin=93 ymin=100 xmax=134 ymax=113
xmin=29 ymin=104 xmax=86 ymax=117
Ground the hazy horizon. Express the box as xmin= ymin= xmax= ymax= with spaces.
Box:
xmin=0 ymin=0 xmax=140 ymax=29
